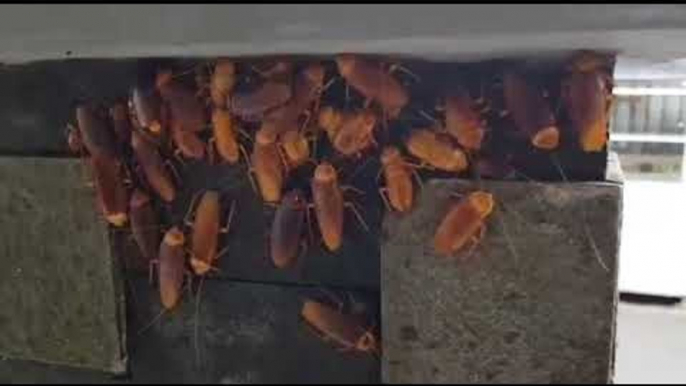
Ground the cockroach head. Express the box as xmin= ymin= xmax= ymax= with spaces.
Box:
xmin=335 ymin=54 xmax=358 ymax=77
xmin=468 ymin=191 xmax=495 ymax=217
xmin=214 ymin=59 xmax=236 ymax=75
xmin=303 ymin=63 xmax=325 ymax=86
xmin=164 ymin=227 xmax=185 ymax=247
xmin=380 ymin=146 xmax=402 ymax=166
xmin=532 ymin=126 xmax=560 ymax=150
xmin=314 ymin=162 xmax=338 ymax=183
xmin=318 ymin=106 xmax=339 ymax=129
xmin=256 ymin=128 xmax=278 ymax=146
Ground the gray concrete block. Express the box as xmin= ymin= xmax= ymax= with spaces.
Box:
xmin=0 ymin=157 xmax=127 ymax=374
xmin=381 ymin=178 xmax=621 ymax=384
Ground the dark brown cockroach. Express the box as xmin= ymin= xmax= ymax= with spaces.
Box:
xmin=90 ymin=154 xmax=128 ymax=227
xmin=249 ymin=128 xmax=286 ymax=203
xmin=210 ymin=59 xmax=236 ymax=108
xmin=131 ymin=86 xmax=164 ymax=135
xmin=502 ymin=70 xmax=560 ymax=150
xmin=110 ymin=101 xmax=133 ymax=147
xmin=301 ymin=299 xmax=378 ymax=354
xmin=405 ymin=129 xmax=468 ymax=172
xmin=157 ymin=226 xmax=186 ymax=310
xmin=230 ymin=80 xmax=293 ymax=122
xmin=562 ymin=69 xmax=612 ymax=152
xmin=270 ymin=189 xmax=311 ymax=269
xmin=185 ymin=190 xmax=235 ymax=276
xmin=76 ymin=104 xmax=119 ymax=158
xmin=156 ymin=70 xmax=206 ymax=133
xmin=378 ymin=146 xmax=419 ymax=213
xmin=335 ymin=54 xmax=409 ymax=120
xmin=311 ymin=162 xmax=368 ymax=252
xmin=445 ymin=90 xmax=487 ymax=151
xmin=433 ymin=191 xmax=494 ymax=258
xmin=130 ymin=189 xmax=161 ymax=265
xmin=171 ymin=124 xmax=206 ymax=160
xmin=209 ymin=108 xmax=241 ymax=164
xmin=131 ymin=130 xmax=176 ymax=203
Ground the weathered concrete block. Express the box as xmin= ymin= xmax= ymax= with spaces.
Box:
xmin=0 ymin=157 xmax=126 ymax=374
xmin=381 ymin=178 xmax=621 ymax=383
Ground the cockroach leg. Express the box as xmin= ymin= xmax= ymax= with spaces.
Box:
xmin=388 ymin=63 xmax=420 ymax=83
xmin=165 ymin=159 xmax=182 ymax=184
xmin=408 ymin=164 xmax=424 ymax=190
xmin=239 ymin=146 xmax=259 ymax=194
xmin=341 ymin=185 xmax=365 ymax=197
xmin=363 ymin=98 xmax=373 ymax=109
xmin=220 ymin=200 xmax=237 ymax=234
xmin=417 ymin=109 xmax=438 ymax=125
xmin=237 ymin=128 xmax=253 ymax=143
xmin=378 ymin=187 xmax=392 ymax=212
xmin=344 ymin=201 xmax=370 ymax=233
xmin=148 ymin=259 xmax=159 ymax=285
xmin=183 ymin=191 xmax=204 ymax=227
xmin=207 ymin=137 xmax=216 ymax=165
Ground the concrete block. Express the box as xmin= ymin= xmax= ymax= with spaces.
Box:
xmin=0 ymin=157 xmax=127 ymax=374
xmin=381 ymin=178 xmax=621 ymax=383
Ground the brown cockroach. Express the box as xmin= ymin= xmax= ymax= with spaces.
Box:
xmin=170 ymin=124 xmax=206 ymax=160
xmin=433 ymin=191 xmax=494 ymax=258
xmin=185 ymin=190 xmax=235 ymax=276
xmin=229 ymin=80 xmax=293 ymax=122
xmin=330 ymin=108 xmax=378 ymax=157
xmin=311 ymin=162 xmax=368 ymax=252
xmin=301 ymin=299 xmax=378 ymax=354
xmin=318 ymin=105 xmax=345 ymax=142
xmin=562 ymin=69 xmax=612 ymax=152
xmin=131 ymin=86 xmax=164 ymax=135
xmin=249 ymin=128 xmax=286 ymax=203
xmin=156 ymin=70 xmax=206 ymax=133
xmin=378 ymin=146 xmax=420 ymax=213
xmin=270 ymin=189 xmax=311 ymax=269
xmin=76 ymin=104 xmax=119 ymax=158
xmin=280 ymin=129 xmax=314 ymax=169
xmin=131 ymin=130 xmax=176 ymax=203
xmin=405 ymin=129 xmax=468 ymax=172
xmin=157 ymin=226 xmax=187 ymax=310
xmin=445 ymin=90 xmax=487 ymax=151
xmin=90 ymin=154 xmax=128 ymax=227
xmin=130 ymin=189 xmax=161 ymax=265
xmin=502 ymin=70 xmax=560 ymax=150
xmin=209 ymin=108 xmax=241 ymax=164
xmin=110 ymin=101 xmax=133 ymax=147
xmin=335 ymin=54 xmax=409 ymax=119
xmin=210 ymin=59 xmax=236 ymax=108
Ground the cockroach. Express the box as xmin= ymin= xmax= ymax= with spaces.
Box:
xmin=335 ymin=54 xmax=409 ymax=119
xmin=280 ymin=129 xmax=314 ymax=169
xmin=249 ymin=128 xmax=286 ymax=203
xmin=156 ymin=70 xmax=206 ymax=133
xmin=210 ymin=59 xmax=236 ymax=108
xmin=378 ymin=146 xmax=418 ymax=213
xmin=301 ymin=299 xmax=378 ymax=354
xmin=405 ymin=129 xmax=468 ymax=172
xmin=502 ymin=70 xmax=560 ymax=150
xmin=158 ymin=226 xmax=186 ymax=310
xmin=562 ymin=69 xmax=612 ymax=152
xmin=131 ymin=130 xmax=176 ymax=203
xmin=311 ymin=162 xmax=368 ymax=252
xmin=270 ymin=189 xmax=310 ymax=269
xmin=130 ymin=189 xmax=161 ymax=265
xmin=76 ymin=104 xmax=119 ymax=158
xmin=433 ymin=191 xmax=495 ymax=258
xmin=210 ymin=108 xmax=241 ymax=164
xmin=185 ymin=190 xmax=235 ymax=276
xmin=318 ymin=106 xmax=345 ymax=142
xmin=445 ymin=91 xmax=487 ymax=151
xmin=131 ymin=86 xmax=164 ymax=135
xmin=90 ymin=154 xmax=128 ymax=227
xmin=171 ymin=124 xmax=206 ymax=160
xmin=230 ymin=80 xmax=293 ymax=122
xmin=566 ymin=50 xmax=611 ymax=74
xmin=110 ymin=101 xmax=133 ymax=147
xmin=330 ymin=108 xmax=378 ymax=157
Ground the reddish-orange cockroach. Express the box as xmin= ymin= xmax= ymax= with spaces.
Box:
xmin=90 ymin=154 xmax=128 ymax=227
xmin=335 ymin=54 xmax=410 ymax=120
xmin=311 ymin=162 xmax=369 ymax=252
xmin=405 ymin=129 xmax=469 ymax=172
xmin=444 ymin=90 xmax=488 ymax=151
xmin=209 ymin=108 xmax=241 ymax=165
xmin=130 ymin=189 xmax=161 ymax=265
xmin=433 ymin=191 xmax=495 ymax=258
xmin=76 ymin=104 xmax=119 ymax=158
xmin=156 ymin=70 xmax=207 ymax=133
xmin=561 ymin=69 xmax=612 ymax=152
xmin=248 ymin=128 xmax=286 ymax=203
xmin=229 ymin=80 xmax=293 ymax=122
xmin=330 ymin=108 xmax=378 ymax=157
xmin=301 ymin=299 xmax=378 ymax=354
xmin=209 ymin=59 xmax=236 ymax=108
xmin=184 ymin=190 xmax=235 ymax=276
xmin=270 ymin=189 xmax=311 ymax=269
xmin=170 ymin=124 xmax=206 ymax=160
xmin=279 ymin=129 xmax=315 ymax=169
xmin=110 ymin=101 xmax=133 ymax=147
xmin=131 ymin=130 xmax=176 ymax=203
xmin=502 ymin=70 xmax=560 ymax=150
xmin=378 ymin=146 xmax=420 ymax=213
xmin=157 ymin=226 xmax=187 ymax=310
xmin=131 ymin=86 xmax=164 ymax=135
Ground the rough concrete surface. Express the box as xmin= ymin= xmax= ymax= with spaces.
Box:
xmin=0 ymin=157 xmax=126 ymax=374
xmin=382 ymin=179 xmax=622 ymax=384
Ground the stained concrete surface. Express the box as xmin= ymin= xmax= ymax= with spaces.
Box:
xmin=381 ymin=179 xmax=621 ymax=383
xmin=0 ymin=157 xmax=126 ymax=374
